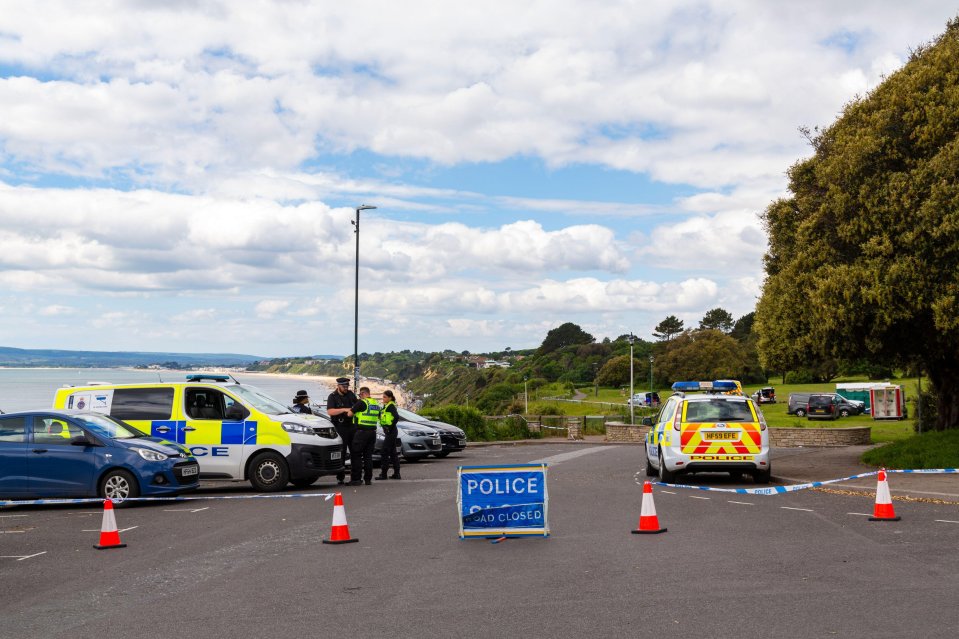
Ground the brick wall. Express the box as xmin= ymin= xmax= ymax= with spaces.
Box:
xmin=605 ymin=422 xmax=871 ymax=446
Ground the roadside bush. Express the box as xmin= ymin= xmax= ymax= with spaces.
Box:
xmin=913 ymin=387 xmax=939 ymax=433
xmin=528 ymin=402 xmax=563 ymax=415
xmin=426 ymin=405 xmax=493 ymax=441
xmin=785 ymin=369 xmax=815 ymax=384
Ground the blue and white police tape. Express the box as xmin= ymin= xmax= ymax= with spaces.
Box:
xmin=638 ymin=468 xmax=958 ymax=496
xmin=0 ymin=492 xmax=336 ymax=507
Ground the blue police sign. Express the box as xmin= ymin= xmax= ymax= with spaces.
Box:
xmin=457 ymin=463 xmax=549 ymax=538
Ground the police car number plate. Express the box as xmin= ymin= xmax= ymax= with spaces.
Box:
xmin=331 ymin=451 xmax=342 ymax=460
xmin=704 ymin=432 xmax=739 ymax=441
xmin=182 ymin=465 xmax=198 ymax=476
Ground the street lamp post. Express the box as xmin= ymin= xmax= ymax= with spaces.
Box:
xmin=524 ymin=376 xmax=529 ymax=414
xmin=649 ymin=355 xmax=654 ymax=397
xmin=352 ymin=204 xmax=377 ymax=389
xmin=628 ymin=333 xmax=635 ymax=425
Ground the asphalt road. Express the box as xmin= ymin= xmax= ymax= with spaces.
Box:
xmin=2 ymin=444 xmax=959 ymax=639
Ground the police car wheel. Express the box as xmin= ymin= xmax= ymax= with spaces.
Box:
xmin=249 ymin=452 xmax=290 ymax=492
xmin=657 ymin=448 xmax=676 ymax=483
xmin=99 ymin=469 xmax=140 ymax=505
xmin=753 ymin=466 xmax=772 ymax=484
xmin=644 ymin=449 xmax=657 ymax=476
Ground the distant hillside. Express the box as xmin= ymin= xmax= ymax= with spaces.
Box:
xmin=0 ymin=346 xmax=267 ymax=368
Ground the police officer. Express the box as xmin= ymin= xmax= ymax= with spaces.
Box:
xmin=347 ymin=386 xmax=381 ymax=486
xmin=376 ymin=389 xmax=401 ymax=480
xmin=291 ymin=390 xmax=313 ymax=414
xmin=326 ymin=377 xmax=358 ymax=485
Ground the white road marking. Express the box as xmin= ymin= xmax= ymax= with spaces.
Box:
xmin=0 ymin=551 xmax=46 ymax=561
xmin=82 ymin=526 xmax=138 ymax=533
xmin=0 ymin=530 xmax=26 ymax=534
xmin=164 ymin=507 xmax=210 ymax=513
xmin=728 ymin=501 xmax=754 ymax=506
xmin=660 ymin=490 xmax=677 ymax=495
xmin=935 ymin=520 xmax=959 ymax=524
xmin=0 ymin=514 xmax=28 ymax=519
xmin=847 ymin=513 xmax=872 ymax=517
xmin=529 ymin=447 xmax=614 ymax=465
xmin=689 ymin=496 xmax=711 ymax=500
xmin=781 ymin=507 xmax=814 ymax=512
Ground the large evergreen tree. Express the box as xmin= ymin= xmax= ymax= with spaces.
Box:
xmin=755 ymin=19 xmax=959 ymax=430
xmin=653 ymin=315 xmax=684 ymax=341
xmin=537 ymin=322 xmax=594 ymax=354
xmin=699 ymin=308 xmax=735 ymax=333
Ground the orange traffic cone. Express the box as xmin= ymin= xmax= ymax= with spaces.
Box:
xmin=632 ymin=481 xmax=667 ymax=534
xmin=869 ymin=468 xmax=901 ymax=522
xmin=322 ymin=493 xmax=359 ymax=544
xmin=93 ymin=499 xmax=127 ymax=549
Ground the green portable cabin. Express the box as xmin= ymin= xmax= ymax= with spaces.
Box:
xmin=835 ymin=382 xmax=894 ymax=413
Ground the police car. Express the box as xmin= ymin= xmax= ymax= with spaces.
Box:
xmin=643 ymin=381 xmax=771 ymax=484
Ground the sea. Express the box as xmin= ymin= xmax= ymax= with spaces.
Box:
xmin=0 ymin=368 xmax=337 ymax=414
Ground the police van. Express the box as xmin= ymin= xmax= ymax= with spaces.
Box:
xmin=643 ymin=380 xmax=771 ymax=484
xmin=52 ymin=375 xmax=344 ymax=491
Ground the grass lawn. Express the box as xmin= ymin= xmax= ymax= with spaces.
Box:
xmin=862 ymin=429 xmax=959 ymax=469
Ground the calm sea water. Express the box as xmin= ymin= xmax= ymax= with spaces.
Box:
xmin=0 ymin=368 xmax=337 ymax=414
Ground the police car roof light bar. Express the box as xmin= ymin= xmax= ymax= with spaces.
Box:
xmin=670 ymin=380 xmax=738 ymax=393
xmin=185 ymin=374 xmax=231 ymax=382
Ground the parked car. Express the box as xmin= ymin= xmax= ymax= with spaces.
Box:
xmin=752 ymin=387 xmax=777 ymax=404
xmin=806 ymin=394 xmax=839 ymax=420
xmin=310 ymin=406 xmax=402 ymax=464
xmin=788 ymin=392 xmax=863 ymax=418
xmin=397 ymin=407 xmax=467 ymax=458
xmin=0 ymin=410 xmax=199 ymax=501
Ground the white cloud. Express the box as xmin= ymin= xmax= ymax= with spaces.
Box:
xmin=255 ymin=300 xmax=290 ymax=319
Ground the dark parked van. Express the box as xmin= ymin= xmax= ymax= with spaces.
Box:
xmin=806 ymin=394 xmax=838 ymax=420
xmin=789 ymin=392 xmax=863 ymax=417
xmin=787 ymin=392 xmax=813 ymax=416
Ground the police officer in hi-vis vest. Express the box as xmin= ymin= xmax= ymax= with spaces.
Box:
xmin=347 ymin=386 xmax=381 ymax=485
xmin=376 ymin=389 xmax=401 ymax=480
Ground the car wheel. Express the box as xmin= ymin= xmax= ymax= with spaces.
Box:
xmin=248 ymin=451 xmax=290 ymax=492
xmin=644 ymin=447 xmax=657 ymax=476
xmin=98 ymin=469 xmax=140 ymax=505
xmin=795 ymin=408 xmax=806 ymax=417
xmin=839 ymin=408 xmax=850 ymax=417
xmin=291 ymin=474 xmax=321 ymax=489
xmin=657 ymin=448 xmax=676 ymax=483
xmin=753 ymin=466 xmax=771 ymax=484
xmin=433 ymin=451 xmax=451 ymax=458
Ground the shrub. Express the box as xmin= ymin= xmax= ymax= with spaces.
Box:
xmin=426 ymin=405 xmax=493 ymax=441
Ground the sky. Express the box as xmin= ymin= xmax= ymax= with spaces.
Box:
xmin=0 ymin=1 xmax=956 ymax=358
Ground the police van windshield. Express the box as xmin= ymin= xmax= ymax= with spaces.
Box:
xmin=228 ymin=385 xmax=292 ymax=416
xmin=75 ymin=414 xmax=143 ymax=439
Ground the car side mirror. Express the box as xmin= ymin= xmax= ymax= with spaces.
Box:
xmin=641 ymin=417 xmax=653 ymax=426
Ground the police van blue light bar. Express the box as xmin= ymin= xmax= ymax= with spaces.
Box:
xmin=671 ymin=381 xmax=738 ymax=392
xmin=185 ymin=374 xmax=231 ymax=382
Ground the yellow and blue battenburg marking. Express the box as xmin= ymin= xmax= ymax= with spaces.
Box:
xmin=150 ymin=420 xmax=258 ymax=445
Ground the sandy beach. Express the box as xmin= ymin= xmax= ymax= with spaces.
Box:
xmin=239 ymin=371 xmax=414 ymax=407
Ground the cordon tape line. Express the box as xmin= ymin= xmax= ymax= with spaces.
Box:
xmin=639 ymin=468 xmax=958 ymax=496
xmin=0 ymin=492 xmax=337 ymax=507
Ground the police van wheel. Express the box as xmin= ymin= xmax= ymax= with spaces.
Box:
xmin=291 ymin=475 xmax=321 ymax=489
xmin=249 ymin=452 xmax=290 ymax=492
xmin=657 ymin=449 xmax=676 ymax=483
xmin=99 ymin=469 xmax=140 ymax=505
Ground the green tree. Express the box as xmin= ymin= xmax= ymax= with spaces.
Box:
xmin=655 ymin=330 xmax=747 ymax=383
xmin=537 ymin=322 xmax=594 ymax=354
xmin=653 ymin=315 xmax=684 ymax=341
xmin=755 ymin=19 xmax=959 ymax=429
xmin=596 ymin=355 xmax=642 ymax=387
xmin=699 ymin=308 xmax=735 ymax=333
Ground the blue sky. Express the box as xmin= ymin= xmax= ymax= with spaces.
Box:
xmin=0 ymin=1 xmax=954 ymax=357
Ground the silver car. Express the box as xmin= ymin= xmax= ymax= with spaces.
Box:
xmin=396 ymin=420 xmax=442 ymax=461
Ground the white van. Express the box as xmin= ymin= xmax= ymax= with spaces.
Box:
xmin=53 ymin=374 xmax=343 ymax=491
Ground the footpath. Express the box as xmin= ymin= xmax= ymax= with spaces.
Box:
xmin=471 ymin=436 xmax=959 ymax=502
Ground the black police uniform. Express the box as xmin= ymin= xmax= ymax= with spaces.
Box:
xmin=377 ymin=400 xmax=401 ymax=479
xmin=326 ymin=380 xmax=358 ymax=484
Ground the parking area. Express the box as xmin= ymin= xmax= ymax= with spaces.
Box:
xmin=3 ymin=444 xmax=959 ymax=638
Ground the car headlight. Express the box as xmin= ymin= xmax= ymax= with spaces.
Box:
xmin=136 ymin=448 xmax=168 ymax=462
xmin=281 ymin=422 xmax=314 ymax=435
xmin=405 ymin=430 xmax=428 ymax=437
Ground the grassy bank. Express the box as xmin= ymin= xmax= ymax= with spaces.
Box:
xmin=862 ymin=430 xmax=959 ymax=469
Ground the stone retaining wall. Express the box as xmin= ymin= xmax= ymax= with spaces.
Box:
xmin=604 ymin=422 xmax=871 ymax=447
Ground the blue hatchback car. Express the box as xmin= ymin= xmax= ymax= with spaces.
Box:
xmin=0 ymin=410 xmax=200 ymax=501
